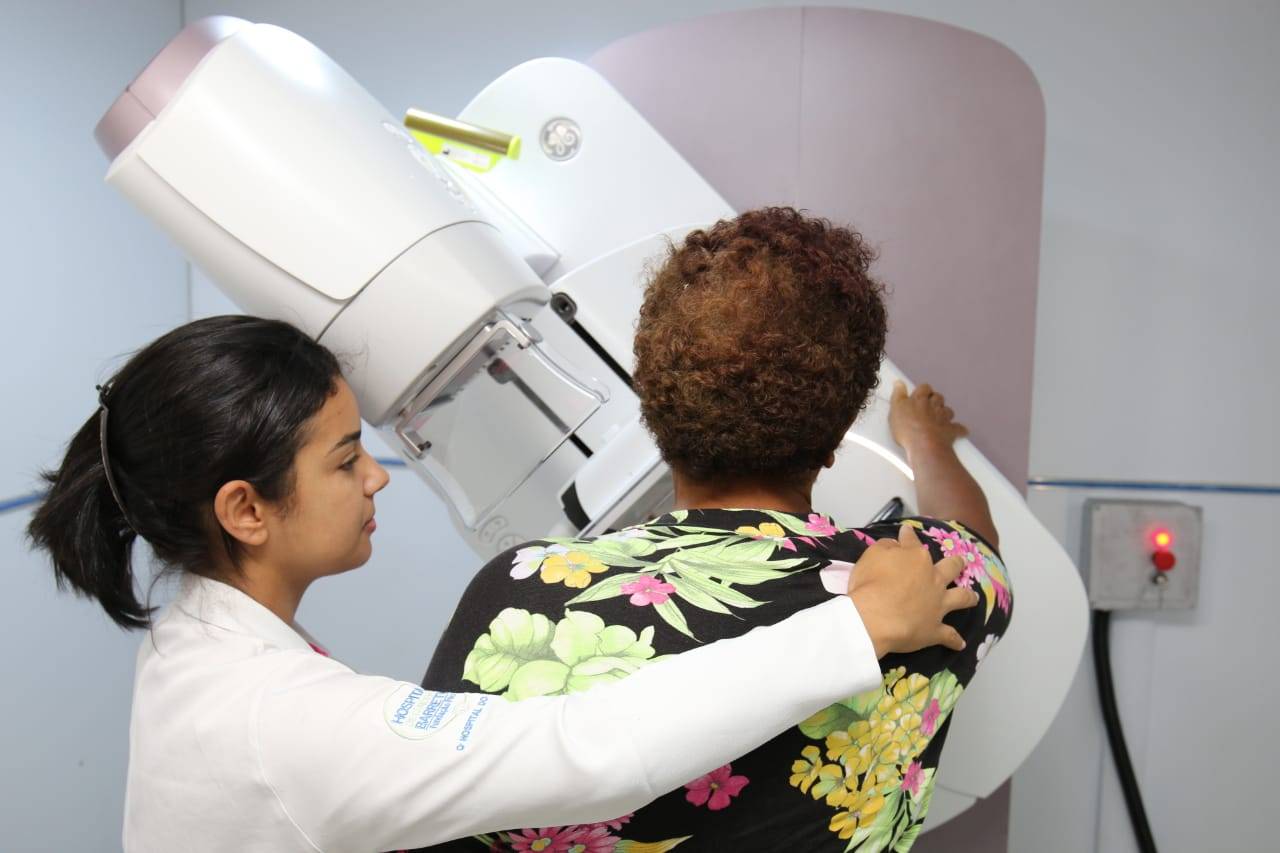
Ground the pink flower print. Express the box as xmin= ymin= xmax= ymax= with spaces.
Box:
xmin=621 ymin=575 xmax=676 ymax=607
xmin=511 ymin=826 xmax=581 ymax=853
xmin=685 ymin=763 xmax=750 ymax=811
xmin=901 ymin=761 xmax=925 ymax=796
xmin=992 ymin=577 xmax=1012 ymax=614
xmin=805 ymin=513 xmax=839 ymax=537
xmin=852 ymin=529 xmax=877 ymax=547
xmin=564 ymin=825 xmax=619 ymax=853
xmin=926 ymin=527 xmax=986 ymax=588
xmin=921 ymin=698 xmax=942 ymax=736
xmin=589 ymin=813 xmax=632 ymax=832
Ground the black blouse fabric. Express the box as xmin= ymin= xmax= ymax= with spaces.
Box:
xmin=416 ymin=508 xmax=1012 ymax=853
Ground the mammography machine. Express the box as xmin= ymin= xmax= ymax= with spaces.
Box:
xmin=95 ymin=17 xmax=1088 ymax=830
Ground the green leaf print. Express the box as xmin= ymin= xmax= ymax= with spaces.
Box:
xmin=648 ymin=531 xmax=727 ymax=551
xmin=507 ymin=659 xmax=571 ymax=698
xmin=615 ymin=837 xmax=692 ymax=852
xmin=671 ymin=565 xmax=768 ymax=608
xmin=848 ymin=787 xmax=905 ymax=853
xmin=551 ymin=610 xmax=609 ymax=665
xmin=462 ymin=609 xmax=663 ymax=701
xmin=664 ymin=575 xmax=735 ymax=615
xmin=913 ymin=768 xmax=936 ymax=810
xmin=893 ymin=825 xmax=921 ymax=852
xmin=929 ymin=671 xmax=963 ymax=718
xmin=563 ymin=571 xmax=650 ymax=606
xmin=663 ymin=540 xmax=804 ymax=585
xmin=889 ymin=770 xmax=935 ymax=851
xmin=461 ymin=609 xmax=556 ymax=692
xmin=488 ymin=607 xmax=555 ymax=657
xmin=598 ymin=623 xmax=654 ymax=657
xmin=761 ymin=510 xmax=827 ymax=536
xmin=800 ymin=696 xmax=868 ymax=740
xmin=799 ymin=680 xmax=885 ymax=739
xmin=653 ymin=598 xmax=695 ymax=640
xmin=547 ymin=539 xmax=654 ymax=569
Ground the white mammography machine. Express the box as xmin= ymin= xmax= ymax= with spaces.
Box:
xmin=96 ymin=17 xmax=1087 ymax=830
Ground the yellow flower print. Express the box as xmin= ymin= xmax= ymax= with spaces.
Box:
xmin=790 ymin=746 xmax=846 ymax=804
xmin=791 ymin=745 xmax=822 ymax=790
xmin=539 ymin=551 xmax=608 ymax=589
xmin=828 ymin=767 xmax=893 ymax=839
xmin=735 ymin=522 xmax=799 ymax=552
xmin=736 ymin=522 xmax=787 ymax=539
xmin=825 ymin=722 xmax=876 ymax=777
xmin=868 ymin=672 xmax=931 ymax=765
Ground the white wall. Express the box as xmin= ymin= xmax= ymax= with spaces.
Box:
xmin=1009 ymin=486 xmax=1278 ymax=852
xmin=0 ymin=1 xmax=185 ymax=848
xmin=4 ymin=0 xmax=1277 ymax=849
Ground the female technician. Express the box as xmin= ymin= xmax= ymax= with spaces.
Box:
xmin=28 ymin=315 xmax=974 ymax=851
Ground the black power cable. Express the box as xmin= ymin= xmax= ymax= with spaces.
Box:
xmin=1092 ymin=609 xmax=1159 ymax=853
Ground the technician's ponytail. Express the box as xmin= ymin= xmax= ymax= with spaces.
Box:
xmin=28 ymin=407 xmax=148 ymax=629
xmin=27 ymin=315 xmax=343 ymax=630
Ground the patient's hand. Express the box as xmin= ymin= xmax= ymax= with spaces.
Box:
xmin=889 ymin=380 xmax=968 ymax=454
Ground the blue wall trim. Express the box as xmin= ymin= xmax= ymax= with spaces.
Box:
xmin=0 ymin=492 xmax=45 ymax=514
xmin=1028 ymin=478 xmax=1280 ymax=496
xmin=5 ymin=469 xmax=1274 ymax=515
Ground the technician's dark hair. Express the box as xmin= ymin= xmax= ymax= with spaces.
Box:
xmin=27 ymin=315 xmax=343 ymax=630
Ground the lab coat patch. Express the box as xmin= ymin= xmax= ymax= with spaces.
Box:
xmin=383 ymin=683 xmax=471 ymax=740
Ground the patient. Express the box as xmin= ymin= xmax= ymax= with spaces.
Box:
xmin=417 ymin=208 xmax=1012 ymax=852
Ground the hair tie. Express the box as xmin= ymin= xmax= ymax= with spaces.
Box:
xmin=96 ymin=383 xmax=137 ymax=533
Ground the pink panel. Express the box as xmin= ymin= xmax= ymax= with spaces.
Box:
xmin=586 ymin=7 xmax=804 ymax=211
xmin=591 ymin=7 xmax=1044 ymax=489
xmin=591 ymin=9 xmax=1046 ymax=849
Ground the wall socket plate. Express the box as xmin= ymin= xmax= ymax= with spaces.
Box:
xmin=1083 ymin=498 xmax=1202 ymax=610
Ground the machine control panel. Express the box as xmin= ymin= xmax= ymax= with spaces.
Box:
xmin=1083 ymin=498 xmax=1202 ymax=610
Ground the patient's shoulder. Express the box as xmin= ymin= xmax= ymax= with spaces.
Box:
xmin=840 ymin=516 xmax=1001 ymax=561
xmin=847 ymin=517 xmax=1013 ymax=686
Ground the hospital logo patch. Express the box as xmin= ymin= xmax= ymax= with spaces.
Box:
xmin=383 ymin=683 xmax=469 ymax=740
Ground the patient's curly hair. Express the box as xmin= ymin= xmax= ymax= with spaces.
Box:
xmin=633 ymin=207 xmax=887 ymax=483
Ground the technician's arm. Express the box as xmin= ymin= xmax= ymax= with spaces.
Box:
xmin=256 ymin=547 xmax=972 ymax=849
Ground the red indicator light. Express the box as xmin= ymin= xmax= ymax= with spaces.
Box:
xmin=1153 ymin=529 xmax=1173 ymax=549
xmin=1152 ymin=550 xmax=1177 ymax=572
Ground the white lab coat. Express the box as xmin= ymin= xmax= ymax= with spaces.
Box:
xmin=123 ymin=575 xmax=880 ymax=851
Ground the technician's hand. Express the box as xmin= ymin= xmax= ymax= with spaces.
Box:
xmin=889 ymin=380 xmax=968 ymax=455
xmin=847 ymin=522 xmax=976 ymax=658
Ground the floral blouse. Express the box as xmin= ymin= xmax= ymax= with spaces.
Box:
xmin=413 ymin=508 xmax=1012 ymax=853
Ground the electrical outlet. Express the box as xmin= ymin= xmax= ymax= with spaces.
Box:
xmin=1083 ymin=498 xmax=1201 ymax=611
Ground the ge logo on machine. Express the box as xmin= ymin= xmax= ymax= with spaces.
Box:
xmin=540 ymin=118 xmax=581 ymax=161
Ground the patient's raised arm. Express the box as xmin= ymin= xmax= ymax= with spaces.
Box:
xmin=889 ymin=380 xmax=999 ymax=548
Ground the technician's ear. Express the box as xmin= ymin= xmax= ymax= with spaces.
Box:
xmin=824 ymin=451 xmax=837 ymax=469
xmin=213 ymin=480 xmax=270 ymax=546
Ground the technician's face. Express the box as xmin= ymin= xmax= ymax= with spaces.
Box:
xmin=268 ymin=379 xmax=389 ymax=581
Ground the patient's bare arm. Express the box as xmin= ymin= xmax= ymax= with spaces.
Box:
xmin=889 ymin=380 xmax=999 ymax=548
